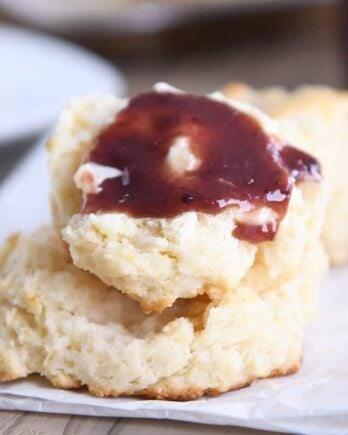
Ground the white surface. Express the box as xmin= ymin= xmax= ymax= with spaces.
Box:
xmin=1 ymin=144 xmax=348 ymax=435
xmin=0 ymin=25 xmax=125 ymax=145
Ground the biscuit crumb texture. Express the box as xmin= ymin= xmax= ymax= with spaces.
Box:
xmin=49 ymin=96 xmax=328 ymax=313
xmin=0 ymin=226 xmax=326 ymax=399
xmin=224 ymin=83 xmax=348 ymax=266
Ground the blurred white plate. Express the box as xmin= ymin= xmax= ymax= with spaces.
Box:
xmin=0 ymin=0 xmax=334 ymax=35
xmin=0 ymin=25 xmax=126 ymax=146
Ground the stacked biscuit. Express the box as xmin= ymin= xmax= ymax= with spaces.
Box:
xmin=0 ymin=83 xmax=338 ymax=400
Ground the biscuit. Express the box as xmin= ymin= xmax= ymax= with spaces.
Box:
xmin=224 ymin=83 xmax=348 ymax=265
xmin=48 ymin=88 xmax=328 ymax=313
xmin=0 ymin=226 xmax=327 ymax=400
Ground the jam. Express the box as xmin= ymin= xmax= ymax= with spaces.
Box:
xmin=83 ymin=91 xmax=320 ymax=243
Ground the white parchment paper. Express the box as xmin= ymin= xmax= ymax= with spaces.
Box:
xmin=1 ymin=144 xmax=348 ymax=435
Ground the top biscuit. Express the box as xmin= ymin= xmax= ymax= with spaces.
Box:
xmin=48 ymin=84 xmax=326 ymax=312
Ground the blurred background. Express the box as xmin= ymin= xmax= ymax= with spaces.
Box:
xmin=0 ymin=0 xmax=344 ymax=183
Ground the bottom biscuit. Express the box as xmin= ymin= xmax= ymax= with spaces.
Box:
xmin=0 ymin=227 xmax=326 ymax=400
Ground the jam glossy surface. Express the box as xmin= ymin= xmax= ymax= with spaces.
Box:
xmin=83 ymin=92 xmax=320 ymax=243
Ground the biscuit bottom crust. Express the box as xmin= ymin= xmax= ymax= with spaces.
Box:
xmin=0 ymin=227 xmax=326 ymax=400
xmin=0 ymin=362 xmax=300 ymax=402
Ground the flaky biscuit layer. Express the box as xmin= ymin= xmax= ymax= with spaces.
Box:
xmin=0 ymin=227 xmax=326 ymax=399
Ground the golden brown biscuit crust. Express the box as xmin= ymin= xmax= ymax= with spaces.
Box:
xmin=0 ymin=361 xmax=300 ymax=401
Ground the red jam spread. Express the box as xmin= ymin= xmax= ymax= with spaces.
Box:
xmin=82 ymin=91 xmax=321 ymax=243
